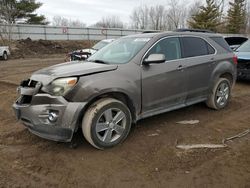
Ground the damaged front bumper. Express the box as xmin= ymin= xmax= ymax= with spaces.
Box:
xmin=12 ymin=80 xmax=86 ymax=142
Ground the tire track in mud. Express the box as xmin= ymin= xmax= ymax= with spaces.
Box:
xmin=166 ymin=138 xmax=250 ymax=187
xmin=0 ymin=57 xmax=64 ymax=80
xmin=0 ymin=155 xmax=60 ymax=187
xmin=0 ymin=70 xmax=36 ymax=79
xmin=0 ymin=80 xmax=19 ymax=87
xmin=0 ymin=80 xmax=19 ymax=137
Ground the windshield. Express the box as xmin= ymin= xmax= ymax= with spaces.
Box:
xmin=88 ymin=37 xmax=151 ymax=64
xmin=237 ymin=40 xmax=250 ymax=52
xmin=92 ymin=41 xmax=109 ymax=50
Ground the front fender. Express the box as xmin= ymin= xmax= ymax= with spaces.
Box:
xmin=65 ymin=64 xmax=141 ymax=115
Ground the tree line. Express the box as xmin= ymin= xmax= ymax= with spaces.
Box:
xmin=0 ymin=0 xmax=249 ymax=34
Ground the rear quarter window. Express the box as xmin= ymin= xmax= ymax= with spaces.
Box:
xmin=181 ymin=37 xmax=215 ymax=58
xmin=210 ymin=37 xmax=232 ymax=52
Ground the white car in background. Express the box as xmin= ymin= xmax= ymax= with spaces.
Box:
xmin=0 ymin=46 xmax=10 ymax=60
xmin=67 ymin=39 xmax=115 ymax=61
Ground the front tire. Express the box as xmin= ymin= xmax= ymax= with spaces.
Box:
xmin=206 ymin=78 xmax=231 ymax=110
xmin=82 ymin=98 xmax=132 ymax=149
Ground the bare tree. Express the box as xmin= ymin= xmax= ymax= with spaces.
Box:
xmin=130 ymin=5 xmax=150 ymax=29
xmin=187 ymin=1 xmax=202 ymax=28
xmin=167 ymin=0 xmax=187 ymax=30
xmin=218 ymin=0 xmax=226 ymax=14
xmin=0 ymin=26 xmax=6 ymax=44
xmin=187 ymin=1 xmax=202 ymax=17
xmin=52 ymin=16 xmax=68 ymax=26
xmin=69 ymin=20 xmax=86 ymax=28
xmin=149 ymin=5 xmax=166 ymax=30
xmin=0 ymin=0 xmax=17 ymax=41
xmin=130 ymin=1 xmax=225 ymax=31
xmin=246 ymin=0 xmax=250 ymax=33
xmin=52 ymin=16 xmax=86 ymax=27
xmin=94 ymin=16 xmax=124 ymax=28
xmin=0 ymin=0 xmax=17 ymax=24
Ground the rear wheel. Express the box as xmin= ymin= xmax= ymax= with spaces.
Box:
xmin=2 ymin=52 xmax=8 ymax=60
xmin=206 ymin=78 xmax=231 ymax=110
xmin=82 ymin=98 xmax=132 ymax=149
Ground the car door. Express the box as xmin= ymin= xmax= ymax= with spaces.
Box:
xmin=180 ymin=36 xmax=216 ymax=104
xmin=141 ymin=37 xmax=188 ymax=116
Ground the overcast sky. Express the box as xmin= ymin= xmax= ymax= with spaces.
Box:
xmin=36 ymin=0 xmax=196 ymax=26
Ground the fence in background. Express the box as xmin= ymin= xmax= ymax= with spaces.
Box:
xmin=0 ymin=24 xmax=248 ymax=41
xmin=0 ymin=24 xmax=144 ymax=41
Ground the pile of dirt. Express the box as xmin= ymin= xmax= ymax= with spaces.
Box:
xmin=9 ymin=38 xmax=95 ymax=59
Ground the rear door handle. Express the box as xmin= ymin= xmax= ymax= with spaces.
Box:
xmin=177 ymin=65 xmax=184 ymax=70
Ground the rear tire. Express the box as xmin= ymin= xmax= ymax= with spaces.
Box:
xmin=206 ymin=78 xmax=231 ymax=110
xmin=2 ymin=52 xmax=8 ymax=60
xmin=82 ymin=98 xmax=132 ymax=149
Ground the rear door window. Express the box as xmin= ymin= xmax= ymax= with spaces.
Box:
xmin=181 ymin=37 xmax=215 ymax=58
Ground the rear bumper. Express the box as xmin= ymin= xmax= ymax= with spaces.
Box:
xmin=13 ymin=94 xmax=86 ymax=142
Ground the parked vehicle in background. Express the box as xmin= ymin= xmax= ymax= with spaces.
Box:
xmin=224 ymin=36 xmax=248 ymax=51
xmin=66 ymin=39 xmax=115 ymax=61
xmin=0 ymin=46 xmax=10 ymax=60
xmin=235 ymin=40 xmax=250 ymax=80
xmin=13 ymin=31 xmax=237 ymax=149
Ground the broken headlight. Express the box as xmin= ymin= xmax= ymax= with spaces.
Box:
xmin=44 ymin=77 xmax=78 ymax=96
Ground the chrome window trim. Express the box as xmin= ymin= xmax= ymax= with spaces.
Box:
xmin=140 ymin=35 xmax=218 ymax=66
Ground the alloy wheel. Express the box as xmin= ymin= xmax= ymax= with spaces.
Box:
xmin=95 ymin=108 xmax=126 ymax=143
xmin=216 ymin=82 xmax=230 ymax=107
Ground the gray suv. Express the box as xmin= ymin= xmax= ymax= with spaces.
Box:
xmin=13 ymin=32 xmax=237 ymax=149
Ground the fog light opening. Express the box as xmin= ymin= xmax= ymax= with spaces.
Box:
xmin=48 ymin=111 xmax=58 ymax=123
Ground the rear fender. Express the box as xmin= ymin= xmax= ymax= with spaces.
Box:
xmin=209 ymin=61 xmax=236 ymax=94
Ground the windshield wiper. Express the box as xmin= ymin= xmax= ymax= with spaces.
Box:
xmin=89 ymin=59 xmax=109 ymax=64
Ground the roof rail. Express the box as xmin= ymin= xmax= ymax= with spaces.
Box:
xmin=175 ymin=28 xmax=215 ymax=33
xmin=142 ymin=30 xmax=161 ymax=33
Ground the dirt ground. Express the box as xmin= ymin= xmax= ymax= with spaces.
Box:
xmin=0 ymin=56 xmax=250 ymax=188
xmin=1 ymin=38 xmax=93 ymax=59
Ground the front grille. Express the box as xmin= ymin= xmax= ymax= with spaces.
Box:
xmin=17 ymin=79 xmax=41 ymax=105
xmin=20 ymin=79 xmax=38 ymax=88
xmin=17 ymin=95 xmax=32 ymax=104
xmin=237 ymin=59 xmax=250 ymax=69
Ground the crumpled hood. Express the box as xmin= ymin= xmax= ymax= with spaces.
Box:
xmin=235 ymin=52 xmax=250 ymax=60
xmin=31 ymin=62 xmax=118 ymax=85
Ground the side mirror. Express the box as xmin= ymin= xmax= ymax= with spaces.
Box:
xmin=143 ymin=54 xmax=166 ymax=65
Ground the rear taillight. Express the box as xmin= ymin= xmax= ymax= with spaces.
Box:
xmin=233 ymin=55 xmax=238 ymax=65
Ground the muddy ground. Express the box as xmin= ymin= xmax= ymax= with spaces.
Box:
xmin=1 ymin=39 xmax=93 ymax=59
xmin=0 ymin=56 xmax=250 ymax=188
